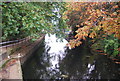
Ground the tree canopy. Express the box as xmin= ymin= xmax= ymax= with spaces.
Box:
xmin=64 ymin=2 xmax=120 ymax=58
xmin=1 ymin=2 xmax=67 ymax=41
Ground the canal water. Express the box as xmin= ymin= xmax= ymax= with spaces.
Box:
xmin=22 ymin=34 xmax=120 ymax=80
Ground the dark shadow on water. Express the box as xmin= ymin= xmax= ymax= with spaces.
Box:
xmin=22 ymin=35 xmax=120 ymax=80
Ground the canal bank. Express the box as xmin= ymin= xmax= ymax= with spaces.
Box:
xmin=22 ymin=34 xmax=120 ymax=80
xmin=0 ymin=35 xmax=45 ymax=79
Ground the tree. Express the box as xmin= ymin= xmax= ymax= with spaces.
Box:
xmin=65 ymin=2 xmax=120 ymax=58
xmin=1 ymin=2 xmax=67 ymax=41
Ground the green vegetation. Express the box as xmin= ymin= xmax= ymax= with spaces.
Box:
xmin=2 ymin=2 xmax=67 ymax=41
xmin=0 ymin=58 xmax=13 ymax=69
xmin=103 ymin=35 xmax=120 ymax=58
xmin=1 ymin=2 xmax=120 ymax=61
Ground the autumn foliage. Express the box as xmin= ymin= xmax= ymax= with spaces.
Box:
xmin=64 ymin=2 xmax=120 ymax=47
xmin=64 ymin=2 xmax=120 ymax=58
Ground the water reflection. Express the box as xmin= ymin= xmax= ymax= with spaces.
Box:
xmin=45 ymin=34 xmax=68 ymax=69
xmin=22 ymin=34 xmax=120 ymax=80
xmin=60 ymin=46 xmax=120 ymax=79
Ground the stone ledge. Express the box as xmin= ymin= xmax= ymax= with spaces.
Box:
xmin=0 ymin=35 xmax=45 ymax=79
xmin=20 ymin=35 xmax=45 ymax=65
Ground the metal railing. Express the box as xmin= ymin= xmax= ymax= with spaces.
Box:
xmin=0 ymin=37 xmax=31 ymax=48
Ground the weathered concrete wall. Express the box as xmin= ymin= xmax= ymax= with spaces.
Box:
xmin=20 ymin=36 xmax=45 ymax=65
xmin=0 ymin=35 xmax=45 ymax=80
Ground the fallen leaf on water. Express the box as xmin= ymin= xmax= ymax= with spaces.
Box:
xmin=111 ymin=59 xmax=119 ymax=61
xmin=61 ymin=74 xmax=69 ymax=78
xmin=115 ymin=62 xmax=120 ymax=64
xmin=99 ymin=53 xmax=107 ymax=55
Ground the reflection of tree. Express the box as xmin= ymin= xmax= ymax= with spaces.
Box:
xmin=90 ymin=55 xmax=120 ymax=79
xmin=23 ymin=40 xmax=120 ymax=79
xmin=59 ymin=45 xmax=120 ymax=79
xmin=59 ymin=45 xmax=92 ymax=79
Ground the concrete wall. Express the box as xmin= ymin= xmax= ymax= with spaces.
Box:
xmin=20 ymin=36 xmax=45 ymax=65
xmin=0 ymin=35 xmax=45 ymax=79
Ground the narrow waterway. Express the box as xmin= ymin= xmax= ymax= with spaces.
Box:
xmin=22 ymin=34 xmax=120 ymax=80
